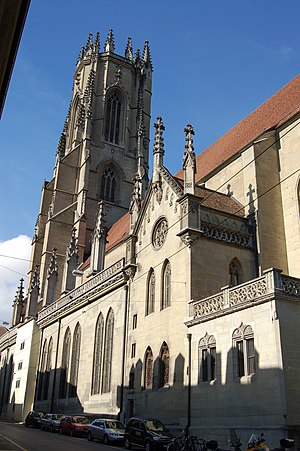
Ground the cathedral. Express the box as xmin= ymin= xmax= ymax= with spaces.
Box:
xmin=1 ymin=29 xmax=300 ymax=449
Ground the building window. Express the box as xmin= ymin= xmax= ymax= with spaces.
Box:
xmin=233 ymin=323 xmax=256 ymax=378
xmin=59 ymin=328 xmax=71 ymax=399
xmin=152 ymin=218 xmax=168 ymax=249
xmin=37 ymin=339 xmax=48 ymax=401
xmin=146 ymin=269 xmax=155 ymax=316
xmin=131 ymin=343 xmax=136 ymax=358
xmin=102 ymin=309 xmax=114 ymax=393
xmin=18 ymin=361 xmax=23 ymax=371
xmin=69 ymin=323 xmax=81 ymax=398
xmin=132 ymin=314 xmax=137 ymax=329
xmin=100 ymin=167 xmax=116 ymax=202
xmin=129 ymin=369 xmax=135 ymax=390
xmin=229 ymin=258 xmax=243 ymax=287
xmin=43 ymin=337 xmax=53 ymax=400
xmin=104 ymin=91 xmax=122 ymax=144
xmin=158 ymin=342 xmax=169 ymax=388
xmin=198 ymin=334 xmax=216 ymax=382
xmin=144 ymin=346 xmax=153 ymax=390
xmin=92 ymin=313 xmax=104 ymax=395
xmin=161 ymin=260 xmax=171 ymax=309
xmin=16 ymin=379 xmax=21 ymax=388
xmin=20 ymin=341 xmax=25 ymax=350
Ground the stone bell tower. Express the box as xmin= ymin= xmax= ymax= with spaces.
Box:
xmin=26 ymin=29 xmax=153 ymax=314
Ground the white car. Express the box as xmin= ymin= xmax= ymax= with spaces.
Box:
xmin=87 ymin=418 xmax=125 ymax=444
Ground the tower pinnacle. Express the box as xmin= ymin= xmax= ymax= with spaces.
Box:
xmin=105 ymin=29 xmax=115 ymax=53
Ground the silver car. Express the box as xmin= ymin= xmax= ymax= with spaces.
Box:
xmin=87 ymin=418 xmax=125 ymax=444
xmin=41 ymin=413 xmax=64 ymax=432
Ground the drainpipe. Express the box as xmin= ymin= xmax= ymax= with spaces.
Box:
xmin=186 ymin=333 xmax=192 ymax=437
xmin=50 ymin=318 xmax=61 ymax=412
xmin=119 ymin=282 xmax=129 ymax=421
xmin=33 ymin=326 xmax=44 ymax=410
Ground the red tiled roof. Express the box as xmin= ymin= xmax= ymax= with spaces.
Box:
xmin=177 ymin=74 xmax=300 ymax=182
xmin=106 ymin=212 xmax=130 ymax=251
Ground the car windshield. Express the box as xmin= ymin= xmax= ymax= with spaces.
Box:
xmin=73 ymin=416 xmax=89 ymax=424
xmin=107 ymin=421 xmax=125 ymax=430
xmin=145 ymin=420 xmax=168 ymax=432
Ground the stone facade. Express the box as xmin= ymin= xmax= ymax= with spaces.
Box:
xmin=1 ymin=29 xmax=300 ymax=450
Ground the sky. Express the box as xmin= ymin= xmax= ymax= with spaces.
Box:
xmin=0 ymin=0 xmax=299 ymax=324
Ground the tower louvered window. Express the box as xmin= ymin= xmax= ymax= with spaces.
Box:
xmin=102 ymin=309 xmax=114 ymax=393
xmin=104 ymin=92 xmax=122 ymax=144
xmin=69 ymin=323 xmax=81 ymax=398
xmin=100 ymin=168 xmax=116 ymax=202
xmin=59 ymin=328 xmax=71 ymax=399
xmin=92 ymin=313 xmax=104 ymax=395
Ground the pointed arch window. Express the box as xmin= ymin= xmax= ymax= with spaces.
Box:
xmin=232 ymin=324 xmax=255 ymax=378
xmin=43 ymin=337 xmax=53 ymax=400
xmin=104 ymin=92 xmax=122 ymax=144
xmin=37 ymin=339 xmax=47 ymax=401
xmin=69 ymin=323 xmax=81 ymax=398
xmin=146 ymin=269 xmax=155 ymax=316
xmin=161 ymin=261 xmax=171 ymax=310
xmin=102 ymin=309 xmax=114 ymax=393
xmin=158 ymin=342 xmax=170 ymax=388
xmin=144 ymin=346 xmax=153 ymax=390
xmin=198 ymin=334 xmax=216 ymax=383
xmin=229 ymin=258 xmax=243 ymax=287
xmin=59 ymin=328 xmax=71 ymax=399
xmin=100 ymin=167 xmax=116 ymax=202
xmin=92 ymin=313 xmax=104 ymax=395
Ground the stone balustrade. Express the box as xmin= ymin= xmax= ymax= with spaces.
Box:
xmin=188 ymin=268 xmax=300 ymax=324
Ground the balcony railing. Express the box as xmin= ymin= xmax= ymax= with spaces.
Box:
xmin=37 ymin=258 xmax=125 ymax=324
xmin=188 ymin=268 xmax=300 ymax=324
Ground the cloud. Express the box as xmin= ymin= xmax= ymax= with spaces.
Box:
xmin=0 ymin=236 xmax=31 ymax=326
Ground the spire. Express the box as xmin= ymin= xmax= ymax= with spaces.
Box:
xmin=84 ymin=69 xmax=96 ymax=118
xmin=94 ymin=31 xmax=100 ymax=54
xmin=56 ymin=132 xmax=66 ymax=160
xmin=12 ymin=278 xmax=24 ymax=326
xmin=142 ymin=40 xmax=153 ymax=71
xmin=44 ymin=248 xmax=58 ymax=305
xmin=90 ymin=202 xmax=108 ymax=273
xmin=182 ymin=123 xmax=196 ymax=194
xmin=62 ymin=228 xmax=78 ymax=293
xmin=76 ymin=46 xmax=85 ymax=65
xmin=47 ymin=248 xmax=58 ymax=277
xmin=130 ymin=174 xmax=142 ymax=229
xmin=85 ymin=32 xmax=94 ymax=53
xmin=133 ymin=49 xmax=141 ymax=68
xmin=152 ymin=116 xmax=165 ymax=192
xmin=125 ymin=37 xmax=133 ymax=60
xmin=104 ymin=29 xmax=115 ymax=53
xmin=26 ymin=266 xmax=40 ymax=318
xmin=30 ymin=265 xmax=40 ymax=292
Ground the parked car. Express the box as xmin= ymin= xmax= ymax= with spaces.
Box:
xmin=40 ymin=413 xmax=64 ymax=432
xmin=59 ymin=415 xmax=90 ymax=437
xmin=24 ymin=411 xmax=45 ymax=428
xmin=87 ymin=418 xmax=125 ymax=444
xmin=124 ymin=417 xmax=173 ymax=451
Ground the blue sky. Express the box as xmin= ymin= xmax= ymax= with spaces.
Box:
xmin=0 ymin=0 xmax=299 ymax=322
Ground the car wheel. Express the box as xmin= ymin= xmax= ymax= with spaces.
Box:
xmin=124 ymin=436 xmax=131 ymax=449
xmin=103 ymin=434 xmax=109 ymax=445
xmin=88 ymin=431 xmax=93 ymax=441
xmin=145 ymin=440 xmax=153 ymax=451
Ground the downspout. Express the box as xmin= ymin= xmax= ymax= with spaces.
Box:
xmin=33 ymin=326 xmax=44 ymax=410
xmin=186 ymin=333 xmax=192 ymax=437
xmin=119 ymin=282 xmax=129 ymax=420
xmin=50 ymin=318 xmax=61 ymax=412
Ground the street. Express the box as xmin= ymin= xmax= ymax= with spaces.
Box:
xmin=0 ymin=421 xmax=123 ymax=451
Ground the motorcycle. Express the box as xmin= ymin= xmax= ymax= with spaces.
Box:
xmin=246 ymin=433 xmax=270 ymax=451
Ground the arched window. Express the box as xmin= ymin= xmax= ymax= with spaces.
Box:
xmin=37 ymin=339 xmax=47 ymax=400
xmin=232 ymin=323 xmax=255 ymax=378
xmin=102 ymin=309 xmax=114 ymax=393
xmin=144 ymin=346 xmax=153 ymax=390
xmin=43 ymin=337 xmax=53 ymax=400
xmin=100 ymin=167 xmax=116 ymax=202
xmin=92 ymin=313 xmax=104 ymax=395
xmin=104 ymin=91 xmax=122 ymax=144
xmin=146 ymin=269 xmax=155 ymax=316
xmin=161 ymin=261 xmax=171 ymax=310
xmin=59 ymin=328 xmax=71 ymax=399
xmin=158 ymin=342 xmax=170 ymax=388
xmin=198 ymin=333 xmax=216 ymax=383
xmin=69 ymin=323 xmax=81 ymax=398
xmin=229 ymin=258 xmax=243 ymax=287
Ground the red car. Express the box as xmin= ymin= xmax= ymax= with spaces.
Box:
xmin=59 ymin=415 xmax=90 ymax=437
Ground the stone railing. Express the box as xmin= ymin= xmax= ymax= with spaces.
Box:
xmin=37 ymin=258 xmax=125 ymax=325
xmin=0 ymin=327 xmax=17 ymax=349
xmin=188 ymin=268 xmax=300 ymax=324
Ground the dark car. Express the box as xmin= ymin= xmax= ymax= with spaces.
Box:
xmin=124 ymin=417 xmax=173 ymax=451
xmin=59 ymin=415 xmax=90 ymax=437
xmin=88 ymin=418 xmax=125 ymax=444
xmin=24 ymin=411 xmax=45 ymax=428
xmin=40 ymin=413 xmax=64 ymax=432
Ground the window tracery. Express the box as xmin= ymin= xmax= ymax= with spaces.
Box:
xmin=232 ymin=323 xmax=255 ymax=378
xmin=162 ymin=261 xmax=171 ymax=309
xmin=59 ymin=328 xmax=71 ymax=399
xmin=69 ymin=323 xmax=81 ymax=398
xmin=102 ymin=309 xmax=114 ymax=393
xmin=100 ymin=167 xmax=116 ymax=202
xmin=92 ymin=313 xmax=104 ymax=395
xmin=146 ymin=269 xmax=155 ymax=315
xmin=158 ymin=342 xmax=170 ymax=388
xmin=144 ymin=346 xmax=153 ymax=389
xmin=104 ymin=91 xmax=122 ymax=144
xmin=198 ymin=333 xmax=216 ymax=382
